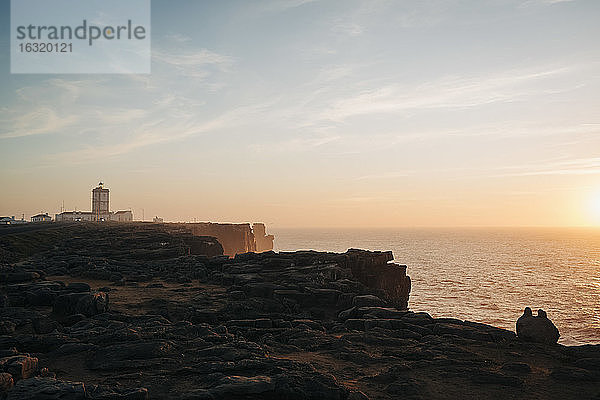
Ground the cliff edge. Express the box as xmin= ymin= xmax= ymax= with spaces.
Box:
xmin=0 ymin=224 xmax=598 ymax=399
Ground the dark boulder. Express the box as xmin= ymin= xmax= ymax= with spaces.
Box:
xmin=62 ymin=314 xmax=86 ymax=327
xmin=32 ymin=317 xmax=61 ymax=334
xmin=352 ymin=295 xmax=384 ymax=308
xmin=338 ymin=307 xmax=358 ymax=321
xmin=344 ymin=319 xmax=366 ymax=330
xmin=52 ymin=292 xmax=108 ymax=318
xmin=0 ymin=272 xmax=40 ymax=284
xmin=0 ymin=355 xmax=38 ymax=380
xmin=25 ymin=288 xmax=58 ymax=307
xmin=66 ymin=283 xmax=91 ymax=293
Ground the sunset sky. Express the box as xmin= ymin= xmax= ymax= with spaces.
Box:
xmin=1 ymin=0 xmax=599 ymax=227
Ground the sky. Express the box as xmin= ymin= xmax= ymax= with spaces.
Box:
xmin=1 ymin=0 xmax=600 ymax=227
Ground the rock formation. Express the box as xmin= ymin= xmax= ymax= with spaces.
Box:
xmin=0 ymin=224 xmax=598 ymax=399
xmin=253 ymin=223 xmax=275 ymax=253
xmin=344 ymin=249 xmax=411 ymax=309
xmin=179 ymin=222 xmax=274 ymax=256
xmin=516 ymin=307 xmax=560 ymax=344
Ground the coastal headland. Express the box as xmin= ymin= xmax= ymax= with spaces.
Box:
xmin=0 ymin=223 xmax=599 ymax=399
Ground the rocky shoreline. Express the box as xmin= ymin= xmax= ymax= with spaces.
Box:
xmin=0 ymin=223 xmax=599 ymax=399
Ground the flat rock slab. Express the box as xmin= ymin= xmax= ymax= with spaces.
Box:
xmin=88 ymin=341 xmax=173 ymax=370
xmin=7 ymin=377 xmax=85 ymax=400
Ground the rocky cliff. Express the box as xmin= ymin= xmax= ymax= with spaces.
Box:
xmin=344 ymin=248 xmax=411 ymax=310
xmin=0 ymin=224 xmax=598 ymax=400
xmin=178 ymin=222 xmax=274 ymax=256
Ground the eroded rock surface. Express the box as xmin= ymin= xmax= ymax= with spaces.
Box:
xmin=0 ymin=223 xmax=598 ymax=399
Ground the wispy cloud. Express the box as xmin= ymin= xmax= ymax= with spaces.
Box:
xmin=153 ymin=48 xmax=233 ymax=68
xmin=260 ymin=0 xmax=319 ymax=13
xmin=47 ymin=102 xmax=269 ymax=163
xmin=165 ymin=33 xmax=192 ymax=43
xmin=249 ymin=132 xmax=341 ymax=154
xmin=317 ymin=65 xmax=578 ymax=122
xmin=0 ymin=44 xmax=235 ymax=142
xmin=519 ymin=0 xmax=576 ymax=8
xmin=522 ymin=0 xmax=576 ymax=5
xmin=331 ymin=21 xmax=364 ymax=36
xmin=0 ymin=79 xmax=101 ymax=139
xmin=444 ymin=122 xmax=600 ymax=140
xmin=354 ymin=171 xmax=413 ymax=181
xmin=495 ymin=157 xmax=600 ymax=177
xmin=152 ymin=48 xmax=234 ymax=78
xmin=0 ymin=107 xmax=78 ymax=139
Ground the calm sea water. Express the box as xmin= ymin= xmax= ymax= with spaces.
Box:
xmin=272 ymin=227 xmax=600 ymax=346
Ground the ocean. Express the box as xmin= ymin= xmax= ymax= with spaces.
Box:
xmin=272 ymin=227 xmax=600 ymax=346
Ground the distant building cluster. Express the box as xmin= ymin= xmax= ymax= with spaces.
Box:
xmin=1 ymin=213 xmax=53 ymax=224
xmin=1 ymin=183 xmax=134 ymax=225
xmin=55 ymin=183 xmax=133 ymax=222
xmin=0 ymin=216 xmax=27 ymax=225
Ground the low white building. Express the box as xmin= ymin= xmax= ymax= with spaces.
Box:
xmin=0 ymin=216 xmax=14 ymax=225
xmin=31 ymin=213 xmax=52 ymax=223
xmin=55 ymin=211 xmax=95 ymax=222
xmin=55 ymin=210 xmax=133 ymax=223
xmin=111 ymin=210 xmax=133 ymax=222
